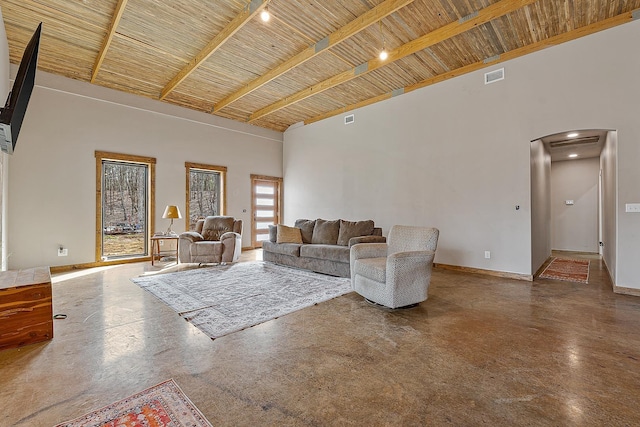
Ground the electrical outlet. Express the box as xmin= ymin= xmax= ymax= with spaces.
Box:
xmin=58 ymin=247 xmax=68 ymax=256
xmin=625 ymin=203 xmax=640 ymax=213
xmin=484 ymin=251 xmax=491 ymax=259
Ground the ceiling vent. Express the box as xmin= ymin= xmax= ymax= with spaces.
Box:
xmin=344 ymin=114 xmax=355 ymax=125
xmin=484 ymin=68 xmax=504 ymax=85
xmin=549 ymin=136 xmax=601 ymax=148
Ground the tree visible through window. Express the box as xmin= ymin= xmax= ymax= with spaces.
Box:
xmin=95 ymin=151 xmax=155 ymax=262
xmin=185 ymin=162 xmax=227 ymax=230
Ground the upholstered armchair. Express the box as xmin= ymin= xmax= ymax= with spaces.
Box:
xmin=350 ymin=225 xmax=439 ymax=309
xmin=178 ymin=216 xmax=243 ymax=264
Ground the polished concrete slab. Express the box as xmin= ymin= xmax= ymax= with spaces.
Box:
xmin=1 ymin=251 xmax=639 ymax=426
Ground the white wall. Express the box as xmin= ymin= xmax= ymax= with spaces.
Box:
xmin=7 ymin=71 xmax=283 ymax=269
xmin=530 ymin=140 xmax=551 ymax=274
xmin=0 ymin=6 xmax=10 ymax=270
xmin=283 ymin=19 xmax=640 ymax=288
xmin=550 ymin=157 xmax=599 ymax=252
xmin=600 ymin=131 xmax=617 ymax=282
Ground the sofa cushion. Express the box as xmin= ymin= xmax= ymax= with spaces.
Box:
xmin=294 ymin=219 xmax=316 ymax=244
xmin=300 ymin=244 xmax=350 ymax=263
xmin=337 ymin=219 xmax=375 ymax=246
xmin=262 ymin=241 xmax=302 ymax=257
xmin=311 ymin=219 xmax=340 ymax=245
xmin=277 ymin=224 xmax=303 ymax=244
xmin=201 ymin=216 xmax=235 ymax=241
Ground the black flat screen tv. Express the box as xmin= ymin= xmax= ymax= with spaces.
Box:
xmin=0 ymin=23 xmax=41 ymax=155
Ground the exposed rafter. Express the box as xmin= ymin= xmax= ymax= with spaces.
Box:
xmin=213 ymin=0 xmax=416 ymax=113
xmin=305 ymin=11 xmax=637 ymax=126
xmin=248 ymin=0 xmax=537 ymax=123
xmin=91 ymin=0 xmax=128 ymax=83
xmin=159 ymin=0 xmax=269 ymax=100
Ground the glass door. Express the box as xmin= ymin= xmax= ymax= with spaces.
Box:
xmin=251 ymin=175 xmax=282 ymax=248
xmin=101 ymin=160 xmax=148 ymax=259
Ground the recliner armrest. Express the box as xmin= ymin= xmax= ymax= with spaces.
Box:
xmin=348 ymin=235 xmax=386 ymax=247
xmin=220 ymin=231 xmax=242 ymax=263
xmin=220 ymin=231 xmax=240 ymax=243
xmin=179 ymin=231 xmax=204 ymax=243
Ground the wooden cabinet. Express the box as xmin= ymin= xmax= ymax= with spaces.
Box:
xmin=0 ymin=267 xmax=53 ymax=351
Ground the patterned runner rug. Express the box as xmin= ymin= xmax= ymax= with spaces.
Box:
xmin=539 ymin=257 xmax=590 ymax=284
xmin=131 ymin=261 xmax=351 ymax=339
xmin=54 ymin=379 xmax=211 ymax=427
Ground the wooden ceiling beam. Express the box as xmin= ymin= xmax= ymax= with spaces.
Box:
xmin=305 ymin=10 xmax=637 ymax=126
xmin=213 ymin=0 xmax=416 ymax=113
xmin=160 ymin=0 xmax=269 ymax=100
xmin=248 ymin=0 xmax=537 ymax=123
xmin=91 ymin=0 xmax=129 ymax=83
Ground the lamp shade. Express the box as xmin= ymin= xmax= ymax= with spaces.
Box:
xmin=162 ymin=205 xmax=182 ymax=219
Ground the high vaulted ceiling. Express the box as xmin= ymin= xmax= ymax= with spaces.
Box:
xmin=2 ymin=0 xmax=639 ymax=132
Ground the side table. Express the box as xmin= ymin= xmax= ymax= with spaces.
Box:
xmin=151 ymin=235 xmax=179 ymax=266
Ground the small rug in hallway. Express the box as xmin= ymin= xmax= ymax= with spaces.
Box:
xmin=131 ymin=261 xmax=351 ymax=339
xmin=539 ymin=257 xmax=589 ymax=284
xmin=54 ymin=379 xmax=212 ymax=427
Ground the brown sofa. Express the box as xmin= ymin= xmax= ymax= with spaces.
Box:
xmin=262 ymin=218 xmax=385 ymax=277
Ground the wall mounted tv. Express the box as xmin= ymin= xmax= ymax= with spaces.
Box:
xmin=0 ymin=22 xmax=41 ymax=155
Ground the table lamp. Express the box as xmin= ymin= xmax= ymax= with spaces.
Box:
xmin=162 ymin=205 xmax=182 ymax=236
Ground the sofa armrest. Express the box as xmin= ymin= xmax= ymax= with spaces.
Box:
xmin=348 ymin=235 xmax=386 ymax=247
xmin=179 ymin=231 xmax=204 ymax=243
xmin=220 ymin=231 xmax=242 ymax=262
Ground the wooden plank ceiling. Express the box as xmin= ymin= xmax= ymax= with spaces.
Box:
xmin=2 ymin=0 xmax=639 ymax=132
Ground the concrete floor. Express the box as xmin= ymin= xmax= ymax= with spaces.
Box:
xmin=1 ymin=251 xmax=639 ymax=426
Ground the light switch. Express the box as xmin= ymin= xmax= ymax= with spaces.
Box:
xmin=565 ymin=200 xmax=574 ymax=205
xmin=625 ymin=203 xmax=640 ymax=213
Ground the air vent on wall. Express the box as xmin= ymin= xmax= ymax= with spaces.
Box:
xmin=548 ymin=136 xmax=601 ymax=148
xmin=344 ymin=114 xmax=354 ymax=125
xmin=484 ymin=68 xmax=504 ymax=85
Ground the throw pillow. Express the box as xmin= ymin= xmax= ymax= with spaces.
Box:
xmin=201 ymin=216 xmax=235 ymax=241
xmin=294 ymin=219 xmax=316 ymax=243
xmin=276 ymin=224 xmax=303 ymax=244
xmin=337 ymin=219 xmax=375 ymax=246
xmin=311 ymin=218 xmax=340 ymax=245
xmin=268 ymin=224 xmax=277 ymax=243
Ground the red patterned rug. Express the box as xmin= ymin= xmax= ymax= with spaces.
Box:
xmin=539 ymin=257 xmax=589 ymax=284
xmin=54 ymin=379 xmax=212 ymax=427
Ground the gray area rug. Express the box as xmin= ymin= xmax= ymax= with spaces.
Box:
xmin=131 ymin=261 xmax=351 ymax=339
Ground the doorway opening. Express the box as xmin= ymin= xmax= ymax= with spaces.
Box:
xmin=530 ymin=129 xmax=617 ymax=280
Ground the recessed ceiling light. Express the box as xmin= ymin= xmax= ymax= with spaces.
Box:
xmin=379 ymin=50 xmax=388 ymax=60
xmin=260 ymin=9 xmax=270 ymax=22
xmin=567 ymin=132 xmax=579 ymax=138
xmin=569 ymin=154 xmax=578 ymax=158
